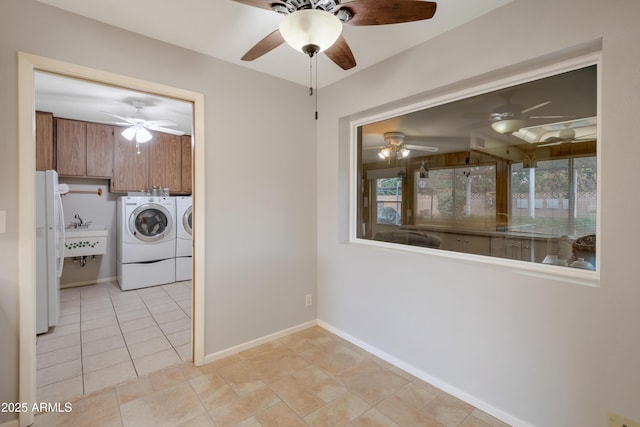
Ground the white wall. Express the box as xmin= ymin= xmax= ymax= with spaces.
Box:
xmin=0 ymin=1 xmax=317 ymax=424
xmin=59 ymin=178 xmax=118 ymax=287
xmin=318 ymin=0 xmax=640 ymax=426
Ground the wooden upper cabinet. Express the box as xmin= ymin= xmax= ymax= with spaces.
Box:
xmin=35 ymin=111 xmax=54 ymax=171
xmin=181 ymin=135 xmax=192 ymax=194
xmin=86 ymin=123 xmax=114 ymax=178
xmin=111 ymin=130 xmax=150 ymax=192
xmin=56 ymin=118 xmax=86 ymax=176
xmin=149 ymin=132 xmax=182 ymax=192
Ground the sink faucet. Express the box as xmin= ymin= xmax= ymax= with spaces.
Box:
xmin=74 ymin=214 xmax=84 ymax=227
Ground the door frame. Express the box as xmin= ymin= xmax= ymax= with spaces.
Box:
xmin=17 ymin=52 xmax=206 ymax=426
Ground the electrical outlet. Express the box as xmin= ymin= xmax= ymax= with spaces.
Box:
xmin=305 ymin=294 xmax=313 ymax=306
xmin=609 ymin=412 xmax=640 ymax=427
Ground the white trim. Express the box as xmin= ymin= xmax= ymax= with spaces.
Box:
xmin=317 ymin=320 xmax=533 ymax=427
xmin=348 ymin=50 xmax=602 ymax=288
xmin=202 ymin=320 xmax=318 ymax=364
xmin=60 ymin=276 xmax=117 ymax=289
xmin=17 ymin=52 xmax=206 ymax=426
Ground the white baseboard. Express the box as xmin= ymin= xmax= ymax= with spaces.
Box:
xmin=0 ymin=418 xmax=19 ymax=427
xmin=317 ymin=320 xmax=532 ymax=427
xmin=201 ymin=320 xmax=318 ymax=365
xmin=60 ymin=276 xmax=117 ymax=289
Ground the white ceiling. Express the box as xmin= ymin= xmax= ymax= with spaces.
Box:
xmin=35 ymin=0 xmax=512 ymax=88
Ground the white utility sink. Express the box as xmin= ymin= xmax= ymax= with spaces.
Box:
xmin=64 ymin=225 xmax=108 ymax=257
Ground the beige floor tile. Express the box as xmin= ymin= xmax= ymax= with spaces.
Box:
xmin=303 ymin=392 xmax=370 ymax=427
xmin=38 ymin=322 xmax=80 ymax=341
xmin=175 ymin=413 xmax=216 ymax=427
xmin=351 ymin=408 xmax=401 ymax=427
xmin=248 ymin=349 xmax=310 ymax=384
xmin=51 ymin=387 xmax=123 ymax=427
xmin=84 ymin=361 xmax=138 ymax=395
xmin=83 ymin=346 xmax=131 ymax=374
xmin=119 ymin=316 xmax=158 ymax=334
xmin=81 ymin=315 xmax=119 ymax=332
xmin=57 ymin=313 xmax=81 ymax=326
xmin=80 ymin=306 xmax=116 ymax=322
xmin=209 ymin=386 xmax=280 ymax=427
xmin=120 ymin=381 xmax=206 ymax=427
xmin=37 ymin=344 xmax=81 ymax=370
xmin=376 ymin=395 xmax=445 ymax=427
xmin=148 ymin=366 xmax=186 ymax=391
xmin=128 ymin=335 xmax=172 ymax=359
xmin=190 ymin=372 xmax=239 ymax=412
xmin=291 ymin=365 xmax=348 ymax=403
xmin=217 ymin=359 xmax=266 ymax=395
xmin=392 ymin=381 xmax=439 ymax=410
xmin=424 ymin=393 xmax=474 ymax=427
xmin=37 ymin=358 xmax=82 ymax=387
xmin=116 ymin=376 xmax=154 ymax=405
xmin=255 ymin=401 xmax=308 ymax=427
xmin=337 ymin=359 xmax=410 ymax=405
xmin=153 ymin=308 xmax=189 ymax=325
xmin=175 ymin=343 xmax=192 ymax=361
xmin=269 ymin=376 xmax=326 ymax=417
xmin=134 ymin=348 xmax=182 ymax=377
xmin=463 ymin=409 xmax=511 ymax=427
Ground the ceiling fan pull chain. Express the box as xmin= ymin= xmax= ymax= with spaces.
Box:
xmin=309 ymin=55 xmax=313 ymax=97
xmin=315 ymin=54 xmax=319 ymax=120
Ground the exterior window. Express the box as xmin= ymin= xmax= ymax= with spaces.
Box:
xmin=355 ymin=63 xmax=598 ymax=273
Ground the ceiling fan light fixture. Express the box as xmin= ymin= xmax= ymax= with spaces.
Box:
xmin=491 ymin=118 xmax=527 ymax=134
xmin=121 ymin=126 xmax=137 ymax=141
xmin=400 ymin=148 xmax=410 ymax=158
xmin=122 ymin=124 xmax=153 ymax=143
xmin=279 ymin=9 xmax=343 ymax=56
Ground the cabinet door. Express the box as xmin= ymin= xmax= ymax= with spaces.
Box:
xmin=111 ymin=131 xmax=149 ymax=192
xmin=86 ymin=123 xmax=114 ymax=178
xmin=35 ymin=111 xmax=54 ymax=171
xmin=56 ymin=118 xmax=86 ymax=176
xmin=181 ymin=135 xmax=192 ymax=194
xmin=463 ymin=235 xmax=491 ymax=256
xmin=149 ymin=132 xmax=182 ymax=192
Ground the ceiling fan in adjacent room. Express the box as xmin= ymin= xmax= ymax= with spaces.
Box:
xmin=535 ymin=127 xmax=597 ymax=147
xmin=232 ymin=0 xmax=438 ymax=70
xmin=104 ymin=100 xmax=185 ymax=144
xmin=367 ymin=131 xmax=439 ymax=163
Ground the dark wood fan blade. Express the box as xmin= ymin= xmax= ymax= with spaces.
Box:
xmin=241 ymin=29 xmax=285 ymax=61
xmin=230 ymin=0 xmax=287 ymax=12
xmin=338 ymin=0 xmax=437 ymax=26
xmin=324 ymin=35 xmax=357 ymax=70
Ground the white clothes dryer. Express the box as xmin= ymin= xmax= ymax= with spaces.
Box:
xmin=175 ymin=196 xmax=192 ymax=281
xmin=117 ymin=196 xmax=176 ymax=290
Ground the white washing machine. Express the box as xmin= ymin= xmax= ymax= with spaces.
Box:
xmin=175 ymin=196 xmax=192 ymax=281
xmin=117 ymin=196 xmax=176 ymax=290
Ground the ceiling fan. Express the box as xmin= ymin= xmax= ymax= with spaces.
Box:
xmin=489 ymin=94 xmax=571 ymax=134
xmin=232 ymin=0 xmax=437 ymax=70
xmin=367 ymin=131 xmax=439 ymax=163
xmin=104 ymin=100 xmax=185 ymax=143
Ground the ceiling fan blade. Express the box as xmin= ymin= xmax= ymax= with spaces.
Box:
xmin=230 ymin=0 xmax=288 ymax=12
xmin=338 ymin=0 xmax=437 ymax=26
xmin=145 ymin=125 xmax=185 ymax=136
xmin=324 ymin=35 xmax=356 ymax=70
xmin=103 ymin=112 xmax=134 ymax=124
xmin=404 ymin=144 xmax=439 ymax=152
xmin=521 ymin=101 xmax=551 ymax=114
xmin=241 ymin=29 xmax=285 ymax=61
xmin=537 ymin=141 xmax=563 ymax=147
xmin=528 ymin=115 xmax=573 ymax=119
xmin=145 ymin=119 xmax=177 ymax=127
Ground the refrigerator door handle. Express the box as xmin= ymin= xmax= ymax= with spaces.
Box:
xmin=55 ymin=192 xmax=65 ymax=277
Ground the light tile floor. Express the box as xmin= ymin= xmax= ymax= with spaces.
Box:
xmin=35 ymin=326 xmax=511 ymax=427
xmin=36 ymin=280 xmax=192 ymax=404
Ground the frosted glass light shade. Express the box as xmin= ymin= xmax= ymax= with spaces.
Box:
xmin=122 ymin=125 xmax=152 ymax=143
xmin=491 ymin=119 xmax=526 ymax=134
xmin=279 ymin=9 xmax=342 ymax=55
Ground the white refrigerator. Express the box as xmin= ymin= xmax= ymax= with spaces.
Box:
xmin=35 ymin=170 xmax=68 ymax=334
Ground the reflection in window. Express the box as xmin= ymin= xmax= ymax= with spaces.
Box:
xmin=356 ymin=63 xmax=598 ymax=272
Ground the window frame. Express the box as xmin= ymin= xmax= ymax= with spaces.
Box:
xmin=348 ymin=53 xmax=601 ymax=287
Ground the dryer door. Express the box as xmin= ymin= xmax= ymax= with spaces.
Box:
xmin=129 ymin=204 xmax=174 ymax=242
xmin=183 ymin=206 xmax=192 ymax=236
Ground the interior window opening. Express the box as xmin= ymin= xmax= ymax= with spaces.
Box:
xmin=355 ymin=63 xmax=598 ymax=272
